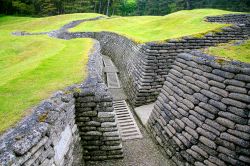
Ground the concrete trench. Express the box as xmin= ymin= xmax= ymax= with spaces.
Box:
xmin=2 ymin=14 xmax=249 ymax=166
xmin=84 ymin=55 xmax=173 ymax=166
xmin=59 ymin=14 xmax=250 ymax=166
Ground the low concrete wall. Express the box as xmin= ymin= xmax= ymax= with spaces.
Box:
xmin=2 ymin=13 xmax=250 ymax=166
xmin=0 ymin=41 xmax=123 ymax=165
xmin=0 ymin=86 xmax=81 ymax=166
xmin=147 ymin=51 xmax=250 ymax=166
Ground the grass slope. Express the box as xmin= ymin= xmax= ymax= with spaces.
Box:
xmin=0 ymin=14 xmax=100 ymax=133
xmin=71 ymin=9 xmax=240 ymax=43
xmin=204 ymin=40 xmax=250 ymax=63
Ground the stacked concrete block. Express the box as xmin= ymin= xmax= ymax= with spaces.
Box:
xmin=2 ymin=13 xmax=249 ymax=166
xmin=148 ymin=51 xmax=250 ymax=166
xmin=90 ymin=31 xmax=162 ymax=106
xmin=140 ymin=16 xmax=249 ymax=105
xmin=74 ymin=83 xmax=123 ymax=160
xmin=93 ymin=32 xmax=143 ymax=106
xmin=206 ymin=14 xmax=250 ymax=24
xmin=74 ymin=40 xmax=123 ymax=160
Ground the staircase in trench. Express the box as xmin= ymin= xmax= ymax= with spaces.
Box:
xmin=102 ymin=55 xmax=143 ymax=141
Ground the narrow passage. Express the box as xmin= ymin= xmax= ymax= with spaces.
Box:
xmin=85 ymin=55 xmax=173 ymax=166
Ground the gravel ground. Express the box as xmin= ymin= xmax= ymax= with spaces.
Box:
xmin=86 ymin=112 xmax=174 ymax=166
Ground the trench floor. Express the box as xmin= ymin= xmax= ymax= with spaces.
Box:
xmin=86 ymin=110 xmax=173 ymax=166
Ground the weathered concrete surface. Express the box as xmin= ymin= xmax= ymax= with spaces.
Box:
xmin=135 ymin=103 xmax=154 ymax=126
xmin=109 ymin=89 xmax=127 ymax=101
xmin=54 ymin=125 xmax=72 ymax=166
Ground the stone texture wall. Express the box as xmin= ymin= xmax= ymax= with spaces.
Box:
xmin=147 ymin=51 xmax=250 ymax=166
xmin=206 ymin=14 xmax=250 ymax=24
xmin=93 ymin=32 xmax=159 ymax=106
xmin=139 ymin=14 xmax=250 ymax=105
xmin=0 ymin=86 xmax=82 ymax=166
xmin=73 ymin=40 xmax=123 ymax=161
xmin=61 ymin=31 xmax=165 ymax=106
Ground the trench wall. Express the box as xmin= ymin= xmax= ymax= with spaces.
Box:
xmin=93 ymin=32 xmax=159 ymax=106
xmin=14 ymin=14 xmax=250 ymax=107
xmin=0 ymin=84 xmax=82 ymax=166
xmin=64 ymin=31 xmax=162 ymax=106
xmin=147 ymin=51 xmax=250 ymax=166
xmin=206 ymin=14 xmax=250 ymax=24
xmin=66 ymin=14 xmax=249 ymax=107
xmin=0 ymin=41 xmax=123 ymax=165
xmin=1 ymin=13 xmax=250 ymax=166
xmin=139 ymin=14 xmax=249 ymax=106
xmin=73 ymin=41 xmax=123 ymax=161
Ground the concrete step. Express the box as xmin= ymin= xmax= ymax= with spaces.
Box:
xmin=103 ymin=66 xmax=118 ymax=73
xmin=103 ymin=55 xmax=115 ymax=67
xmin=113 ymin=100 xmax=143 ymax=141
xmin=106 ymin=73 xmax=121 ymax=89
xmin=134 ymin=103 xmax=154 ymax=127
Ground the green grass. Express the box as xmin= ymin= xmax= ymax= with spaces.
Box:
xmin=0 ymin=13 xmax=104 ymax=32
xmin=71 ymin=9 xmax=241 ymax=43
xmin=0 ymin=14 xmax=100 ymax=133
xmin=204 ymin=40 xmax=250 ymax=63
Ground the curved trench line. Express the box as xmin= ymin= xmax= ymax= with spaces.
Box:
xmin=6 ymin=13 xmax=250 ymax=166
xmin=44 ymin=13 xmax=250 ymax=166
xmin=12 ymin=16 xmax=105 ymax=37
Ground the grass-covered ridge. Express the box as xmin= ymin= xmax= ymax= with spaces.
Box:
xmin=204 ymin=40 xmax=250 ymax=63
xmin=0 ymin=14 xmax=99 ymax=133
xmin=71 ymin=9 xmax=241 ymax=43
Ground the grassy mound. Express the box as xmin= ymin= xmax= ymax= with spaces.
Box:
xmin=71 ymin=9 xmax=240 ymax=43
xmin=0 ymin=14 xmax=102 ymax=133
xmin=204 ymin=40 xmax=250 ymax=63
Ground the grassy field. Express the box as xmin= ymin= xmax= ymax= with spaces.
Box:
xmin=71 ymin=9 xmax=239 ymax=43
xmin=0 ymin=14 xmax=102 ymax=133
xmin=0 ymin=13 xmax=104 ymax=32
xmin=204 ymin=40 xmax=250 ymax=63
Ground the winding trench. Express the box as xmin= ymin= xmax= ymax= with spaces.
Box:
xmin=10 ymin=14 xmax=250 ymax=166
